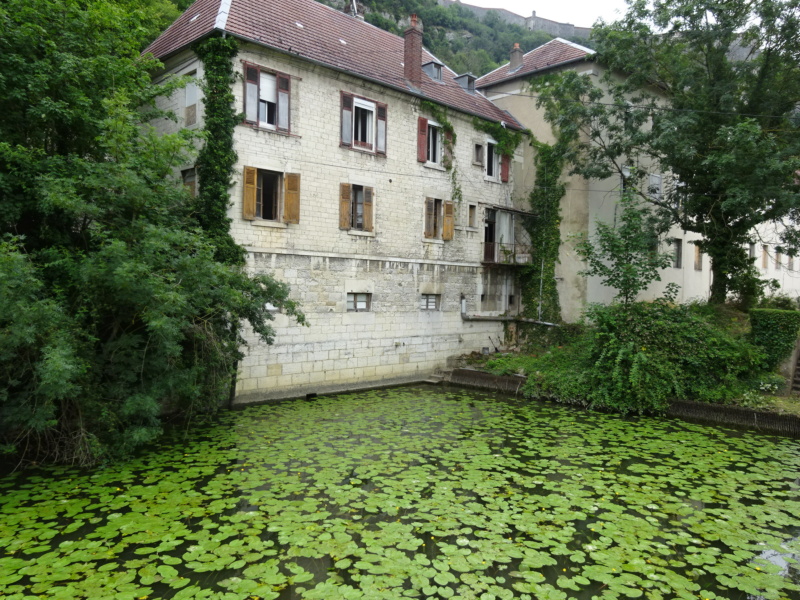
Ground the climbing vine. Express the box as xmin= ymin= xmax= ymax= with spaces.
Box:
xmin=420 ymin=100 xmax=462 ymax=203
xmin=471 ymin=118 xmax=526 ymax=157
xmin=193 ymin=35 xmax=244 ymax=266
xmin=522 ymin=138 xmax=566 ymax=323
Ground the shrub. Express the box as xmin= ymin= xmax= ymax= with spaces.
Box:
xmin=749 ymin=309 xmax=800 ymax=369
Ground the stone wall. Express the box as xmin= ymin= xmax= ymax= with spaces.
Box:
xmin=154 ymin=43 xmax=525 ymax=402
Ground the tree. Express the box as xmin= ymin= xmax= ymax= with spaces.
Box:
xmin=532 ymin=0 xmax=800 ymax=303
xmin=575 ymin=192 xmax=676 ymax=306
xmin=0 ymin=0 xmax=302 ymax=465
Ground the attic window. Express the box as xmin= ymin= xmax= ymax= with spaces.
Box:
xmin=295 ymin=22 xmax=304 ymax=28
xmin=189 ymin=13 xmax=200 ymax=22
xmin=340 ymin=39 xmax=347 ymax=45
xmin=422 ymin=61 xmax=443 ymax=82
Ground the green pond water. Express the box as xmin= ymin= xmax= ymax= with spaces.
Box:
xmin=1 ymin=385 xmax=800 ymax=600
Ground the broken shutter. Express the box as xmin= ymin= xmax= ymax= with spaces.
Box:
xmin=500 ymin=154 xmax=510 ymax=183
xmin=442 ymin=200 xmax=454 ymax=241
xmin=244 ymin=64 xmax=259 ymax=123
xmin=242 ymin=166 xmax=257 ymax=220
xmin=417 ymin=117 xmax=428 ymax=163
xmin=363 ymin=187 xmax=374 ymax=232
xmin=277 ymin=73 xmax=290 ymax=132
xmin=376 ymin=103 xmax=387 ymax=155
xmin=339 ymin=183 xmax=352 ymax=229
xmin=424 ymin=197 xmax=435 ymax=238
xmin=341 ymin=93 xmax=353 ymax=147
xmin=283 ymin=173 xmax=300 ymax=224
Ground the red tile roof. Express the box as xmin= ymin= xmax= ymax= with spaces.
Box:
xmin=476 ymin=38 xmax=594 ymax=88
xmin=145 ymin=0 xmax=522 ymax=129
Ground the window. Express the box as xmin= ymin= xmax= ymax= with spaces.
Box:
xmin=694 ymin=244 xmax=703 ymax=271
xmin=424 ymin=197 xmax=454 ymax=240
xmin=789 ymin=255 xmax=795 ymax=271
xmin=181 ymin=168 xmax=197 ymax=197
xmin=185 ymin=75 xmax=198 ymax=127
xmin=483 ymin=141 xmax=510 ymax=182
xmin=486 ymin=142 xmax=499 ymax=178
xmin=648 ymin=174 xmax=662 ymax=202
xmin=417 ymin=117 xmax=451 ymax=165
xmin=762 ymin=245 xmax=769 ymax=269
xmin=776 ymin=250 xmax=782 ymax=270
xmin=244 ymin=64 xmax=290 ymax=132
xmin=242 ymin=167 xmax=300 ymax=223
xmin=420 ymin=294 xmax=440 ymax=310
xmin=473 ymin=144 xmax=484 ymax=166
xmin=423 ymin=61 xmax=443 ymax=81
xmin=468 ymin=204 xmax=477 ymax=228
xmin=347 ymin=293 xmax=371 ymax=312
xmin=427 ymin=123 xmax=442 ymax=165
xmin=672 ymin=238 xmax=682 ymax=268
xmin=749 ymin=243 xmax=756 ymax=259
xmin=341 ymin=93 xmax=386 ymax=154
xmin=339 ymin=183 xmax=374 ymax=232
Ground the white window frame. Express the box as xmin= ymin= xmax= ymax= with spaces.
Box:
xmin=485 ymin=139 xmax=500 ymax=180
xmin=184 ymin=74 xmax=198 ymax=127
xmin=256 ymin=169 xmax=283 ymax=221
xmin=347 ymin=293 xmax=371 ymax=312
xmin=352 ymin=97 xmax=376 ymax=151
xmin=426 ymin=120 xmax=443 ymax=166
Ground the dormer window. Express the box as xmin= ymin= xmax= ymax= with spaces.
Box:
xmin=454 ymin=73 xmax=476 ymax=94
xmin=422 ymin=61 xmax=443 ymax=82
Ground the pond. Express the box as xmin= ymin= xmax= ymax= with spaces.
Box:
xmin=1 ymin=385 xmax=799 ymax=600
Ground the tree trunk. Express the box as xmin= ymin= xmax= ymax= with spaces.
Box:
xmin=709 ymin=257 xmax=729 ymax=304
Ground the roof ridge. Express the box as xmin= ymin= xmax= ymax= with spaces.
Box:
xmin=215 ymin=0 xmax=231 ymax=30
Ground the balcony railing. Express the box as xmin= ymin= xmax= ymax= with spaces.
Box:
xmin=482 ymin=242 xmax=533 ymax=265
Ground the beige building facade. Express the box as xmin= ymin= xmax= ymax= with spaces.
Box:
xmin=147 ymin=0 xmax=531 ymax=402
xmin=478 ymin=38 xmax=800 ymax=322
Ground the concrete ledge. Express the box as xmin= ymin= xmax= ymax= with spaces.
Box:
xmin=233 ymin=373 xmax=430 ymax=405
xmin=445 ymin=368 xmax=800 ymax=438
xmin=448 ymin=368 xmax=528 ymax=394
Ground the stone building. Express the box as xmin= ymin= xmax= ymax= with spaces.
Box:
xmin=477 ymin=38 xmax=800 ymax=321
xmin=145 ymin=0 xmax=531 ymax=402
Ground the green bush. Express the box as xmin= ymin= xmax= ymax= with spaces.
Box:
xmin=749 ymin=309 xmax=800 ymax=369
xmin=517 ymin=301 xmax=766 ymax=415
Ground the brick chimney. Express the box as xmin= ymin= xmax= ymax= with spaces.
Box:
xmin=510 ymin=43 xmax=524 ymax=71
xmin=404 ymin=14 xmax=423 ymax=89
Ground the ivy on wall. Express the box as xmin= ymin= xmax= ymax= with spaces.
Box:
xmin=471 ymin=118 xmax=525 ymax=158
xmin=749 ymin=309 xmax=800 ymax=370
xmin=420 ymin=100 xmax=463 ymax=204
xmin=193 ymin=35 xmax=244 ymax=266
xmin=521 ymin=139 xmax=565 ymax=323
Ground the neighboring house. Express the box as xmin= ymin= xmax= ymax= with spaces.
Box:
xmin=477 ymin=38 xmax=800 ymax=321
xmin=145 ymin=0 xmax=531 ymax=402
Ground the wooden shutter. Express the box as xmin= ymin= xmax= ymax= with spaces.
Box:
xmin=283 ymin=173 xmax=300 ymax=224
xmin=442 ymin=200 xmax=454 ymax=241
xmin=341 ymin=93 xmax=353 ymax=147
xmin=276 ymin=73 xmax=291 ymax=133
xmin=424 ymin=197 xmax=435 ymax=238
xmin=363 ymin=187 xmax=374 ymax=232
xmin=242 ymin=166 xmax=257 ymax=220
xmin=244 ymin=64 xmax=259 ymax=123
xmin=417 ymin=117 xmax=428 ymax=163
xmin=339 ymin=183 xmax=352 ymax=229
xmin=500 ymin=154 xmax=510 ymax=183
xmin=376 ymin=103 xmax=387 ymax=155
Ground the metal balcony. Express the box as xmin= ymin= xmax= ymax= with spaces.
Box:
xmin=482 ymin=242 xmax=533 ymax=265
